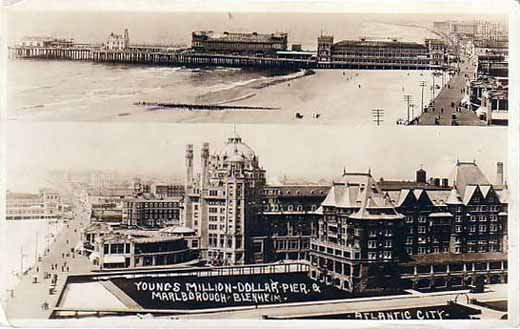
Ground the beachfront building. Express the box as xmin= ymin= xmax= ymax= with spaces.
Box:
xmin=191 ymin=31 xmax=288 ymax=56
xmin=182 ymin=135 xmax=267 ymax=265
xmin=309 ymin=172 xmax=405 ymax=292
xmin=103 ymin=29 xmax=130 ymax=51
xmin=308 ymin=161 xmax=508 ymax=293
xmin=469 ymin=39 xmax=508 ymax=58
xmin=479 ymin=86 xmax=508 ymax=126
xmin=82 ymin=223 xmax=200 ymax=270
xmin=122 ymin=196 xmax=182 ymax=228
xmin=150 ymin=183 xmax=185 ymax=198
xmin=464 ymin=76 xmax=508 ymax=125
xmin=425 ymin=38 xmax=448 ymax=66
xmin=259 ymin=185 xmax=329 ymax=262
xmin=182 ymin=134 xmax=332 ymax=266
xmin=316 ymin=36 xmax=436 ymax=68
xmin=6 ymin=189 xmax=66 ymax=221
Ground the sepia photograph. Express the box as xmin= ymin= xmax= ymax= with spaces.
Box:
xmin=0 ymin=0 xmax=518 ymax=328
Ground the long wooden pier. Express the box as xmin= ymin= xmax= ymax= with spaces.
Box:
xmin=8 ymin=46 xmax=444 ymax=70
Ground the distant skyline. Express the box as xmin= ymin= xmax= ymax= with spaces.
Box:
xmin=5 ymin=123 xmax=507 ymax=192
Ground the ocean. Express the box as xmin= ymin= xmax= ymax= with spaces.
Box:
xmin=6 ymin=11 xmax=450 ymax=124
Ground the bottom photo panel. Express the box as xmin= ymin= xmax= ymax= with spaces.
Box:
xmin=1 ymin=123 xmax=510 ymax=326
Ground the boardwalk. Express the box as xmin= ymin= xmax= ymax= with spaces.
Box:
xmin=5 ymin=205 xmax=94 ymax=321
xmin=413 ymin=57 xmax=483 ymax=126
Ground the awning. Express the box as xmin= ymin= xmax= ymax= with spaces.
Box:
xmin=103 ymin=255 xmax=126 ymax=264
xmin=460 ymin=95 xmax=470 ymax=105
xmin=475 ymin=107 xmax=486 ymax=116
xmin=89 ymin=252 xmax=100 ymax=261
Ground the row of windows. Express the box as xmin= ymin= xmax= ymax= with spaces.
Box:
xmin=127 ymin=202 xmax=179 ymax=208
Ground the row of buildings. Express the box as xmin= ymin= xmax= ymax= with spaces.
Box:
xmin=17 ymin=29 xmax=449 ymax=68
xmin=432 ymin=19 xmax=509 ymax=126
xmin=5 ymin=189 xmax=70 ymax=221
xmin=191 ymin=30 xmax=448 ymax=67
xmin=450 ymin=21 xmax=508 ymax=126
xmin=178 ymin=135 xmax=508 ymax=292
xmin=80 ymin=134 xmax=508 ymax=293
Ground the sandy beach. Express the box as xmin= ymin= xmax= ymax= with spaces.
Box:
xmin=113 ymin=69 xmax=444 ymax=126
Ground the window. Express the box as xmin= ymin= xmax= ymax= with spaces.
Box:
xmin=368 ymin=230 xmax=377 ymax=237
xmin=384 ymin=240 xmax=392 ymax=248
xmin=368 ymin=240 xmax=377 ymax=248
xmin=368 ymin=252 xmax=377 ymax=260
xmin=479 ymin=225 xmax=487 ymax=232
xmin=470 ymin=225 xmax=476 ymax=233
xmin=418 ymin=226 xmax=426 ymax=234
xmin=383 ymin=251 xmax=392 ymax=259
xmin=406 ymin=237 xmax=414 ymax=245
xmin=455 ymin=225 xmax=462 ymax=233
xmin=418 ymin=216 xmax=427 ymax=223
xmin=418 ymin=247 xmax=427 ymax=254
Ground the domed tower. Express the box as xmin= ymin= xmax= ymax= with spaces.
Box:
xmin=184 ymin=134 xmax=266 ymax=265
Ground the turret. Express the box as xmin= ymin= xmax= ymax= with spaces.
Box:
xmin=185 ymin=144 xmax=194 ymax=192
xmin=201 ymin=143 xmax=210 ymax=189
xmin=497 ymin=161 xmax=504 ymax=186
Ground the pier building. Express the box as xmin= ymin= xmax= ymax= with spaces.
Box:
xmin=191 ymin=31 xmax=288 ymax=56
xmin=316 ymin=36 xmax=436 ymax=67
xmin=103 ymin=29 xmax=130 ymax=50
xmin=18 ymin=36 xmax=74 ymax=48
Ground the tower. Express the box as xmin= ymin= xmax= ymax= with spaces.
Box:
xmin=182 ymin=144 xmax=194 ymax=228
xmin=123 ymin=28 xmax=130 ymax=48
xmin=199 ymin=142 xmax=210 ymax=251
xmin=317 ymin=35 xmax=333 ymax=62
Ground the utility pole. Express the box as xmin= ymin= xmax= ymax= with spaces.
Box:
xmin=431 ymin=73 xmax=435 ymax=100
xmin=410 ymin=103 xmax=415 ymax=123
xmin=419 ymin=81 xmax=426 ymax=112
xmin=372 ymin=109 xmax=384 ymax=126
xmin=403 ymin=94 xmax=412 ymax=123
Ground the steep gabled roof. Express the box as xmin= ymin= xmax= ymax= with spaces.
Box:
xmin=446 ymin=186 xmax=463 ymax=205
xmin=462 ymin=185 xmax=479 ymax=205
xmin=451 ymin=161 xmax=490 ymax=196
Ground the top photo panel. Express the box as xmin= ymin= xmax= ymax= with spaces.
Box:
xmin=4 ymin=2 xmax=510 ymax=126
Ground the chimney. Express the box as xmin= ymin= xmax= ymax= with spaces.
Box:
xmin=433 ymin=178 xmax=440 ymax=187
xmin=416 ymin=168 xmax=427 ymax=184
xmin=442 ymin=178 xmax=449 ymax=188
xmin=497 ymin=162 xmax=504 ymax=185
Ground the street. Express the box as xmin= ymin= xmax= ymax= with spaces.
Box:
xmin=5 ymin=199 xmax=94 ymax=320
xmin=414 ymin=56 xmax=484 ymax=126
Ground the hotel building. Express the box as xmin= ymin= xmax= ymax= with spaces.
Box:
xmin=309 ymin=161 xmax=508 ymax=293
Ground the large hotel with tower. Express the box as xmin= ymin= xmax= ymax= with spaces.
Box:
xmin=181 ymin=134 xmax=508 ymax=293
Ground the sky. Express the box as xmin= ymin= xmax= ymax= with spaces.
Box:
xmin=3 ymin=0 xmax=515 ymax=14
xmin=5 ymin=122 xmax=508 ymax=192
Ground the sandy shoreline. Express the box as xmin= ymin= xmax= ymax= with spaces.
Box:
xmin=191 ymin=69 xmax=314 ymax=106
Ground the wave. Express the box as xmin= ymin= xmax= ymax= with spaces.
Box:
xmin=206 ymin=77 xmax=270 ymax=93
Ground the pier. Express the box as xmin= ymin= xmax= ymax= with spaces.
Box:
xmin=8 ymin=45 xmax=444 ymax=71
